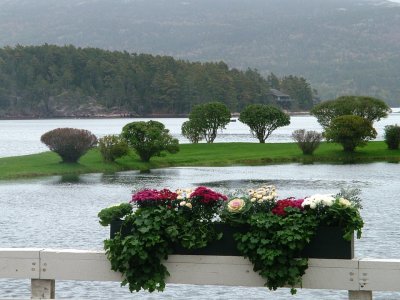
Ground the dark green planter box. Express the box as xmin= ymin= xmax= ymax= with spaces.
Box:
xmin=110 ymin=220 xmax=353 ymax=259
xmin=301 ymin=226 xmax=353 ymax=259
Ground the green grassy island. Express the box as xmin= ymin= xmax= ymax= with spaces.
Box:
xmin=0 ymin=141 xmax=399 ymax=180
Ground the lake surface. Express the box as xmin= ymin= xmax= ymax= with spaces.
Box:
xmin=1 ymin=111 xmax=400 ymax=157
xmin=1 ymin=163 xmax=400 ymax=299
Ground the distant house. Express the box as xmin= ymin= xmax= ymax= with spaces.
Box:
xmin=268 ymin=89 xmax=293 ymax=109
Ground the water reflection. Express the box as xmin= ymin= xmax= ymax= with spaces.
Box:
xmin=202 ymin=179 xmax=368 ymax=191
xmin=59 ymin=174 xmax=81 ymax=183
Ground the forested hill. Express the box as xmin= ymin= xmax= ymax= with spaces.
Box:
xmin=0 ymin=0 xmax=399 ymax=105
xmin=0 ymin=45 xmax=315 ymax=118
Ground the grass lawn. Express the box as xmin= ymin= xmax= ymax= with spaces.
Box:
xmin=0 ymin=141 xmax=399 ymax=180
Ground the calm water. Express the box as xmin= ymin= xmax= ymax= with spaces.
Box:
xmin=1 ymin=163 xmax=400 ymax=299
xmin=1 ymin=112 xmax=400 ymax=157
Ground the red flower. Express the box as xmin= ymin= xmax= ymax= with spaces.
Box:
xmin=272 ymin=198 xmax=304 ymax=216
xmin=131 ymin=189 xmax=161 ymax=202
xmin=189 ymin=186 xmax=228 ymax=205
xmin=158 ymin=189 xmax=178 ymax=201
xmin=131 ymin=188 xmax=177 ymax=206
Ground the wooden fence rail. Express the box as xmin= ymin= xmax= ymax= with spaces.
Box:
xmin=1 ymin=248 xmax=400 ymax=299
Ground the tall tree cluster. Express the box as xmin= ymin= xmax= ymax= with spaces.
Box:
xmin=267 ymin=73 xmax=315 ymax=110
xmin=0 ymin=45 xmax=316 ymax=117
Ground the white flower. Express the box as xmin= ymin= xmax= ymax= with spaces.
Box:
xmin=339 ymin=198 xmax=352 ymax=207
xmin=250 ymin=198 xmax=257 ymax=202
xmin=177 ymin=195 xmax=183 ymax=200
xmin=179 ymin=201 xmax=186 ymax=206
xmin=108 ymin=203 xmax=123 ymax=208
xmin=322 ymin=198 xmax=334 ymax=206
xmin=185 ymin=203 xmax=192 ymax=209
xmin=302 ymin=194 xmax=335 ymax=208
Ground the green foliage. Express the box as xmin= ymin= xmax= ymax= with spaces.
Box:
xmin=188 ymin=102 xmax=231 ymax=143
xmin=239 ymin=104 xmax=290 ymax=143
xmin=317 ymin=202 xmax=364 ymax=240
xmin=98 ymin=203 xmax=133 ymax=226
xmin=384 ymin=124 xmax=400 ymax=150
xmin=104 ymin=207 xmax=178 ymax=292
xmin=121 ymin=121 xmax=179 ymax=162
xmin=311 ymin=96 xmax=390 ymax=129
xmin=101 ymin=185 xmax=364 ymax=295
xmin=279 ymin=75 xmax=314 ymax=110
xmin=336 ymin=188 xmax=363 ymax=210
xmin=234 ymin=210 xmax=317 ymax=294
xmin=101 ymin=189 xmax=225 ymax=293
xmin=181 ymin=120 xmax=203 ymax=143
xmin=40 ymin=127 xmax=97 ymax=163
xmin=324 ymin=115 xmax=377 ymax=152
xmin=0 ymin=45 xmax=293 ymax=117
xmin=98 ymin=135 xmax=129 ymax=162
xmin=291 ymin=129 xmax=323 ymax=155
xmin=223 ymin=192 xmax=364 ymax=294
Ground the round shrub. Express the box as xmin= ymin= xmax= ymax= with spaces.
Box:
xmin=323 ymin=115 xmax=377 ymax=152
xmin=239 ymin=104 xmax=290 ymax=143
xmin=98 ymin=135 xmax=129 ymax=162
xmin=291 ymin=129 xmax=323 ymax=155
xmin=384 ymin=124 xmax=400 ymax=150
xmin=121 ymin=120 xmax=179 ymax=162
xmin=188 ymin=102 xmax=231 ymax=143
xmin=40 ymin=127 xmax=97 ymax=163
xmin=181 ymin=120 xmax=203 ymax=143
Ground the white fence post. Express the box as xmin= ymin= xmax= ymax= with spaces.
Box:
xmin=31 ymin=279 xmax=55 ymax=299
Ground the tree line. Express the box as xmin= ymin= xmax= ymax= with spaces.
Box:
xmin=0 ymin=44 xmax=315 ymax=117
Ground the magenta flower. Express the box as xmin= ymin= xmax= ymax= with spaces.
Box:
xmin=272 ymin=198 xmax=304 ymax=216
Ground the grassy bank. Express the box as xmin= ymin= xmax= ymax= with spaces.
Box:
xmin=0 ymin=141 xmax=399 ymax=180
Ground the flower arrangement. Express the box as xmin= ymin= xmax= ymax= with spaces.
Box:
xmin=98 ymin=185 xmax=363 ymax=295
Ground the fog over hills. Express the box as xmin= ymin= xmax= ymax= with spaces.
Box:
xmin=0 ymin=0 xmax=399 ymax=104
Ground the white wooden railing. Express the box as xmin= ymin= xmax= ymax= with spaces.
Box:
xmin=1 ymin=248 xmax=400 ymax=299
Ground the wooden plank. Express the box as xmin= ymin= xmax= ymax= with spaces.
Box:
xmin=0 ymin=248 xmax=40 ymax=279
xmin=302 ymin=258 xmax=359 ymax=290
xmin=360 ymin=258 xmax=400 ymax=269
xmin=31 ymin=279 xmax=55 ymax=299
xmin=166 ymin=255 xmax=359 ymax=290
xmin=165 ymin=255 xmax=265 ymax=287
xmin=37 ymin=251 xmax=359 ymax=290
xmin=39 ymin=249 xmax=121 ymax=281
xmin=359 ymin=259 xmax=400 ymax=291
xmin=348 ymin=290 xmax=373 ymax=300
xmin=12 ymin=248 xmax=400 ymax=295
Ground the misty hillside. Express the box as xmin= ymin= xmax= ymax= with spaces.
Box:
xmin=0 ymin=0 xmax=400 ymax=104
